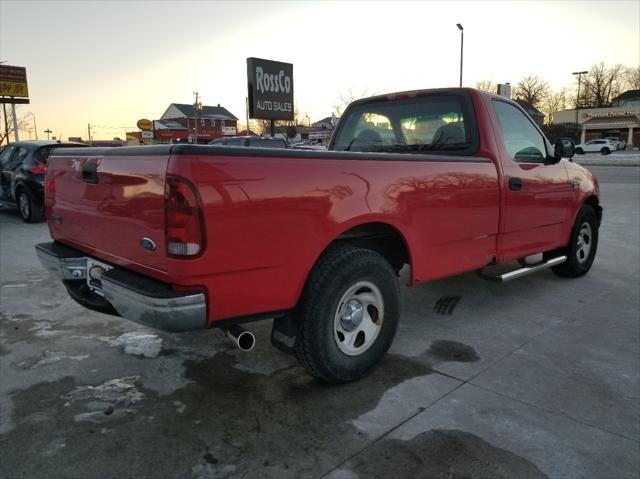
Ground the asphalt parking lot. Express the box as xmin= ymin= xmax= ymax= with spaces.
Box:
xmin=1 ymin=165 xmax=638 ymax=479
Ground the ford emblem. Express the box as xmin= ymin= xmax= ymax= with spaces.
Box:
xmin=140 ymin=237 xmax=157 ymax=252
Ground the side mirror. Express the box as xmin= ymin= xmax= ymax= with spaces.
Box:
xmin=554 ymin=137 xmax=575 ymax=160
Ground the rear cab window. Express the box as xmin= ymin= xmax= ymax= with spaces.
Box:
xmin=331 ymin=93 xmax=479 ymax=156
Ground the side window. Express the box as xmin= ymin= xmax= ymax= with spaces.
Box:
xmin=0 ymin=146 xmax=16 ymax=169
xmin=494 ymin=101 xmax=547 ymax=162
xmin=225 ymin=138 xmax=244 ymax=146
xmin=11 ymin=147 xmax=29 ymax=168
xmin=249 ymin=138 xmax=286 ymax=148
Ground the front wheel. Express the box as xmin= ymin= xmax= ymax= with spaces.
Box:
xmin=547 ymin=204 xmax=599 ymax=278
xmin=294 ymin=245 xmax=400 ymax=383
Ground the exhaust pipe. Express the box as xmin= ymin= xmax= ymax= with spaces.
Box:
xmin=225 ymin=325 xmax=255 ymax=352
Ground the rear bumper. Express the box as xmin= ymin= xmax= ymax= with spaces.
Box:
xmin=35 ymin=242 xmax=207 ymax=332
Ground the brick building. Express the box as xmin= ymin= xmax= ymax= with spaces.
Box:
xmin=160 ymin=103 xmax=239 ymax=144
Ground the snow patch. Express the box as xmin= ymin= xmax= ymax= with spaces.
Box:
xmin=42 ymin=438 xmax=66 ymax=457
xmin=109 ymin=331 xmax=163 ymax=358
xmin=17 ymin=350 xmax=89 ymax=369
xmin=66 ymin=376 xmax=144 ymax=407
xmin=173 ymin=400 xmax=186 ymax=414
xmin=192 ymin=463 xmax=236 ymax=479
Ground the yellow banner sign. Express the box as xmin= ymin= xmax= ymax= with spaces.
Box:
xmin=0 ymin=80 xmax=29 ymax=98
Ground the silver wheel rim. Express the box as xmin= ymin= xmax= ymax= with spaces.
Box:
xmin=18 ymin=193 xmax=29 ymax=219
xmin=576 ymin=222 xmax=592 ymax=264
xmin=333 ymin=281 xmax=384 ymax=356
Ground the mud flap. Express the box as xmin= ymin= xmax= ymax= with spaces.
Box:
xmin=270 ymin=314 xmax=298 ymax=354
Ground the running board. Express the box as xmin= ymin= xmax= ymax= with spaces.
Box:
xmin=484 ymin=256 xmax=567 ymax=283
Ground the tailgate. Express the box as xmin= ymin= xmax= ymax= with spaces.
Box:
xmin=47 ymin=147 xmax=170 ymax=274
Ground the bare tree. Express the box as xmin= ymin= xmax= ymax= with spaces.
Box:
xmin=333 ymin=88 xmax=370 ymax=116
xmin=579 ymin=63 xmax=625 ymax=108
xmin=541 ymin=89 xmax=567 ymax=125
xmin=513 ymin=75 xmax=550 ymax=110
xmin=0 ymin=108 xmax=30 ymax=146
xmin=624 ymin=66 xmax=640 ymax=91
xmin=475 ymin=80 xmax=496 ymax=93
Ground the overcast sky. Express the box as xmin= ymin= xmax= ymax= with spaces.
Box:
xmin=1 ymin=0 xmax=638 ymax=139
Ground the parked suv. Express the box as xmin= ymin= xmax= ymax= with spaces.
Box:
xmin=0 ymin=141 xmax=86 ymax=222
xmin=574 ymin=139 xmax=616 ymax=155
xmin=208 ymin=136 xmax=288 ymax=149
xmin=605 ymin=137 xmax=626 ymax=150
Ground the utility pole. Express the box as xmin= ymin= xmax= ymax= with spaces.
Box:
xmin=87 ymin=123 xmax=92 ymax=141
xmin=457 ymin=23 xmax=464 ymax=87
xmin=572 ymin=70 xmax=588 ymax=126
xmin=44 ymin=128 xmax=52 ymax=140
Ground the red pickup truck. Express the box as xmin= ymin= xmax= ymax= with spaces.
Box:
xmin=36 ymin=88 xmax=601 ymax=382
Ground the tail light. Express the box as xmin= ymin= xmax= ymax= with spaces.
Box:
xmin=165 ymin=176 xmax=205 ymax=257
xmin=31 ymin=161 xmax=47 ymax=175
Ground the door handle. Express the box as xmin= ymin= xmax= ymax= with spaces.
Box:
xmin=509 ymin=177 xmax=523 ymax=191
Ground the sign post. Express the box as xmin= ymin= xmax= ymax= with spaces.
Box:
xmin=246 ymin=57 xmax=294 ymax=137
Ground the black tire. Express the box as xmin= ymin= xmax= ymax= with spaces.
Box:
xmin=16 ymin=187 xmax=43 ymax=223
xmin=546 ymin=204 xmax=598 ymax=278
xmin=294 ymin=245 xmax=400 ymax=383
xmin=600 ymin=147 xmax=610 ymax=155
xmin=575 ymin=147 xmax=584 ymax=155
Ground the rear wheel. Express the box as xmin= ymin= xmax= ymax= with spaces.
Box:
xmin=294 ymin=245 xmax=400 ymax=383
xmin=16 ymin=188 xmax=43 ymax=223
xmin=575 ymin=147 xmax=584 ymax=155
xmin=547 ymin=204 xmax=598 ymax=278
xmin=600 ymin=147 xmax=610 ymax=155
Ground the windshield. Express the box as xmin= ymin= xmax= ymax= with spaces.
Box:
xmin=332 ymin=94 xmax=478 ymax=155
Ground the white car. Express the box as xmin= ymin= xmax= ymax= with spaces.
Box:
xmin=605 ymin=137 xmax=626 ymax=150
xmin=575 ymin=139 xmax=616 ymax=155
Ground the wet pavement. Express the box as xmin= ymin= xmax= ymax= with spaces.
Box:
xmin=1 ymin=166 xmax=638 ymax=478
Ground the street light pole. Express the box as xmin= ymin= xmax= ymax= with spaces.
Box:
xmin=44 ymin=128 xmax=52 ymax=140
xmin=27 ymin=112 xmax=38 ymax=139
xmin=572 ymin=70 xmax=588 ymax=126
xmin=457 ymin=23 xmax=464 ymax=87
xmin=193 ymin=91 xmax=203 ymax=144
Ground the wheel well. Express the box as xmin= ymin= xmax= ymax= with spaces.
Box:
xmin=584 ymin=196 xmax=602 ymax=225
xmin=331 ymin=222 xmax=411 ymax=274
xmin=14 ymin=183 xmax=25 ymax=199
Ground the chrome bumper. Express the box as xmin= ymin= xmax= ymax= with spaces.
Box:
xmin=35 ymin=242 xmax=207 ymax=332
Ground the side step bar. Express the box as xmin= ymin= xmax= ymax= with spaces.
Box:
xmin=484 ymin=256 xmax=567 ymax=283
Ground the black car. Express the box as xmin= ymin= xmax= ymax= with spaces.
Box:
xmin=0 ymin=140 xmax=86 ymax=222
xmin=208 ymin=135 xmax=288 ymax=149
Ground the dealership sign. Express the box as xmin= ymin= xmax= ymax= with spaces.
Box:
xmin=247 ymin=57 xmax=293 ymax=121
xmin=0 ymin=65 xmax=29 ymax=102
